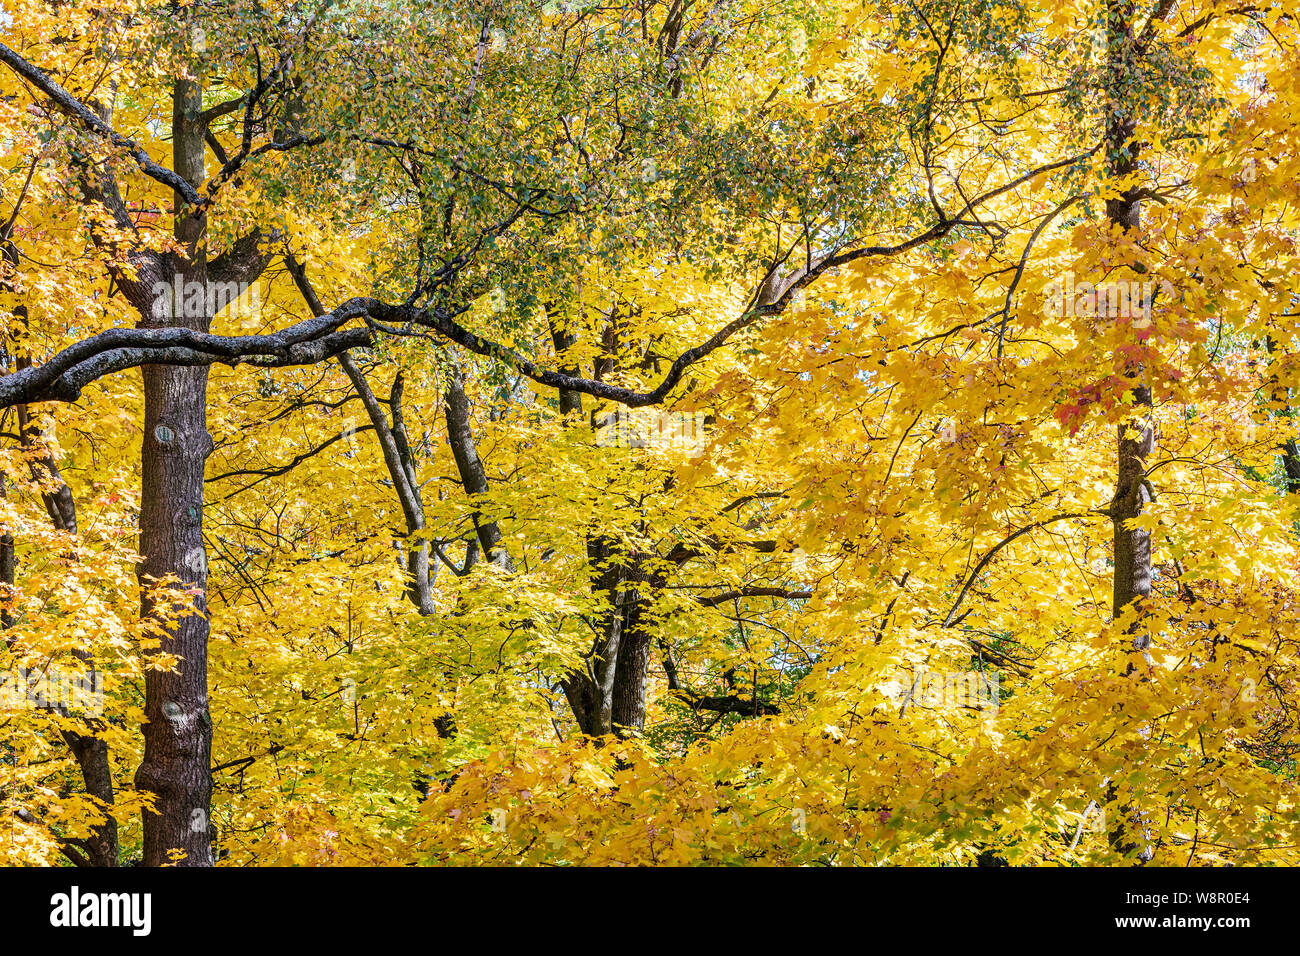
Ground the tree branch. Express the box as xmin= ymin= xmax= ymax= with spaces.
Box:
xmin=0 ymin=41 xmax=203 ymax=206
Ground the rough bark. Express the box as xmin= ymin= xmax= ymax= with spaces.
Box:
xmin=562 ymin=539 xmax=628 ymax=737
xmin=610 ymin=578 xmax=654 ymax=735
xmin=133 ymin=70 xmax=214 ymax=868
xmin=444 ymin=367 xmax=513 ymax=571
xmin=338 ymin=353 xmax=436 ymax=613
xmin=559 ymin=532 xmax=665 ymax=739
xmin=0 ymin=473 xmax=11 ymax=635
xmin=547 ymin=310 xmax=583 ymax=418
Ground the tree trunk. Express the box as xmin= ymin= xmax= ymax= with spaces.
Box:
xmin=133 ymin=69 xmax=214 ymax=867
xmin=610 ymin=586 xmax=652 ymax=736
xmin=20 ymin=408 xmax=121 ymax=867
xmin=1104 ymin=0 xmax=1155 ymax=864
xmin=0 ymin=473 xmax=11 ymax=635
xmin=445 ymin=367 xmax=513 ymax=570
xmin=547 ymin=311 xmax=583 ymax=418
xmin=3 ymin=236 xmax=118 ymax=864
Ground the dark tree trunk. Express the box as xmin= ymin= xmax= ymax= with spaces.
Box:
xmin=24 ymin=413 xmax=121 ymax=867
xmin=61 ymin=731 xmax=119 ymax=865
xmin=560 ymin=537 xmax=660 ymax=739
xmin=0 ymin=475 xmax=11 ymax=635
xmin=611 ymin=557 xmax=668 ymax=738
xmin=133 ymin=71 xmax=214 ymax=867
xmin=3 ymin=237 xmax=118 ymax=865
xmin=557 ymin=306 xmax=661 ymax=740
xmin=548 ymin=311 xmax=583 ymax=418
xmin=610 ymin=591 xmax=652 ymax=736
xmin=445 ymin=368 xmax=513 ymax=570
xmin=1262 ymin=337 xmax=1300 ymax=494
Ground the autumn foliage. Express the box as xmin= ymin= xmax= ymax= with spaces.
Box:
xmin=1 ymin=0 xmax=1299 ymax=866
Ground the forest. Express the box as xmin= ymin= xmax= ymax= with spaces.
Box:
xmin=0 ymin=0 xmax=1298 ymax=868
